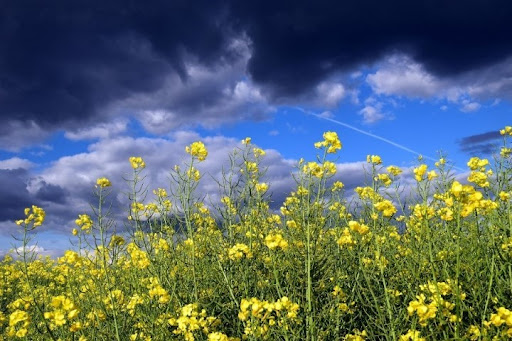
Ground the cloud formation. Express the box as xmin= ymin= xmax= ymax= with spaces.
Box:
xmin=458 ymin=130 xmax=502 ymax=156
xmin=1 ymin=0 xmax=511 ymax=150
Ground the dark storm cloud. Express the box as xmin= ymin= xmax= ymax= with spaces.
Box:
xmin=458 ymin=130 xmax=502 ymax=156
xmin=0 ymin=0 xmax=233 ymax=131
xmin=0 ymin=169 xmax=67 ymax=222
xmin=231 ymin=0 xmax=512 ymax=98
xmin=1 ymin=0 xmax=511 ymax=143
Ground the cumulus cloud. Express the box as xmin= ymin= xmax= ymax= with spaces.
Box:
xmin=0 ymin=157 xmax=34 ymax=170
xmin=366 ymin=55 xmax=461 ymax=100
xmin=65 ymin=119 xmax=129 ymax=141
xmin=460 ymin=100 xmax=481 ymax=113
xmin=366 ymin=54 xmax=512 ymax=107
xmin=358 ymin=97 xmax=387 ymax=124
xmin=315 ymin=82 xmax=346 ymax=107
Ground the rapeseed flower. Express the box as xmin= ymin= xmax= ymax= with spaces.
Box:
xmin=315 ymin=131 xmax=342 ymax=153
xmin=96 ymin=177 xmax=112 ymax=187
xmin=186 ymin=141 xmax=208 ymax=161
xmin=129 ymin=156 xmax=146 ymax=169
xmin=413 ymin=164 xmax=428 ymax=181
xmin=367 ymin=155 xmax=382 ymax=165
xmin=16 ymin=205 xmax=45 ymax=228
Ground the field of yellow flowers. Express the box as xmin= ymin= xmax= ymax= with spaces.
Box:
xmin=2 ymin=127 xmax=512 ymax=340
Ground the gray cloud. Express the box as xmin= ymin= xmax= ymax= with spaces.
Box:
xmin=458 ymin=130 xmax=502 ymax=156
xmin=2 ymin=0 xmax=512 ymax=150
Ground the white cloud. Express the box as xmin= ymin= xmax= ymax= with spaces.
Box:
xmin=366 ymin=55 xmax=449 ymax=98
xmin=65 ymin=119 xmax=129 ymax=140
xmin=359 ymin=105 xmax=386 ymax=124
xmin=0 ymin=157 xmax=34 ymax=170
xmin=358 ymin=97 xmax=387 ymax=124
xmin=318 ymin=111 xmax=334 ymax=118
xmin=315 ymin=82 xmax=346 ymax=107
xmin=366 ymin=54 xmax=512 ymax=107
xmin=460 ymin=100 xmax=481 ymax=113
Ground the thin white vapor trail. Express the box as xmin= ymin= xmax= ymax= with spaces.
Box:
xmin=295 ymin=107 xmax=465 ymax=172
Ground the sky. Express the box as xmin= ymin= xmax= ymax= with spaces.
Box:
xmin=1 ymin=0 xmax=511 ymax=257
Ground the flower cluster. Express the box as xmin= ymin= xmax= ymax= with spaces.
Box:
xmin=314 ymin=131 xmax=342 ymax=153
xmin=15 ymin=205 xmax=46 ymax=228
xmin=186 ymin=141 xmax=208 ymax=161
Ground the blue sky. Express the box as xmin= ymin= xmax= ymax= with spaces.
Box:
xmin=1 ymin=0 xmax=511 ymax=257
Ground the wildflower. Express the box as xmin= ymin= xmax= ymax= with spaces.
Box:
xmin=501 ymin=147 xmax=512 ymax=157
xmin=264 ymin=233 xmax=288 ymax=250
xmin=255 ymin=182 xmax=268 ymax=193
xmin=499 ymin=191 xmax=511 ymax=201
xmin=332 ymin=181 xmax=344 ymax=191
xmin=17 ymin=205 xmax=46 ymax=228
xmin=242 ymin=137 xmax=251 ymax=145
xmin=500 ymin=126 xmax=512 ymax=136
xmin=399 ymin=330 xmax=425 ymax=341
xmin=467 ymin=157 xmax=489 ymax=170
xmin=468 ymin=171 xmax=490 ymax=187
xmin=413 ymin=164 xmax=428 ymax=181
xmin=228 ymin=243 xmax=252 ymax=261
xmin=153 ymin=188 xmax=168 ymax=197
xmin=435 ymin=158 xmax=446 ymax=167
xmin=186 ymin=141 xmax=208 ymax=161
xmin=96 ymin=177 xmax=112 ymax=188
xmin=367 ymin=155 xmax=382 ymax=165
xmin=187 ymin=167 xmax=201 ymax=181
xmin=208 ymin=332 xmax=229 ymax=341
xmin=387 ymin=165 xmax=402 ymax=176
xmin=348 ymin=221 xmax=370 ymax=235
xmin=377 ymin=173 xmax=392 ymax=186
xmin=9 ymin=310 xmax=29 ymax=327
xmin=374 ymin=200 xmax=397 ymax=217
xmin=315 ymin=131 xmax=342 ymax=153
xmin=253 ymin=147 xmax=266 ymax=157
xmin=337 ymin=228 xmax=356 ymax=248
xmin=427 ymin=170 xmax=438 ymax=181
xmin=129 ymin=156 xmax=146 ymax=169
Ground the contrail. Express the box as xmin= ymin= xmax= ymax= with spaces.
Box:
xmin=295 ymin=107 xmax=466 ymax=172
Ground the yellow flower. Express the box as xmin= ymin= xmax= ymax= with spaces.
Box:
xmin=264 ymin=233 xmax=288 ymax=250
xmin=255 ymin=182 xmax=268 ymax=193
xmin=367 ymin=155 xmax=382 ymax=165
xmin=9 ymin=310 xmax=29 ymax=326
xmin=129 ymin=156 xmax=146 ymax=169
xmin=413 ymin=164 xmax=428 ymax=181
xmin=332 ymin=181 xmax=344 ymax=191
xmin=387 ymin=165 xmax=402 ymax=176
xmin=187 ymin=167 xmax=201 ymax=181
xmin=435 ymin=158 xmax=446 ymax=167
xmin=374 ymin=200 xmax=397 ymax=217
xmin=75 ymin=214 xmax=93 ymax=231
xmin=96 ymin=177 xmax=112 ymax=188
xmin=500 ymin=147 xmax=512 ymax=158
xmin=208 ymin=332 xmax=229 ymax=341
xmin=377 ymin=173 xmax=392 ymax=186
xmin=186 ymin=141 xmax=208 ymax=161
xmin=17 ymin=205 xmax=46 ymax=228
xmin=427 ymin=170 xmax=438 ymax=181
xmin=253 ymin=147 xmax=266 ymax=157
xmin=315 ymin=131 xmax=342 ymax=153
xmin=242 ymin=137 xmax=252 ymax=145
xmin=500 ymin=126 xmax=512 ymax=136
xmin=467 ymin=157 xmax=489 ymax=170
